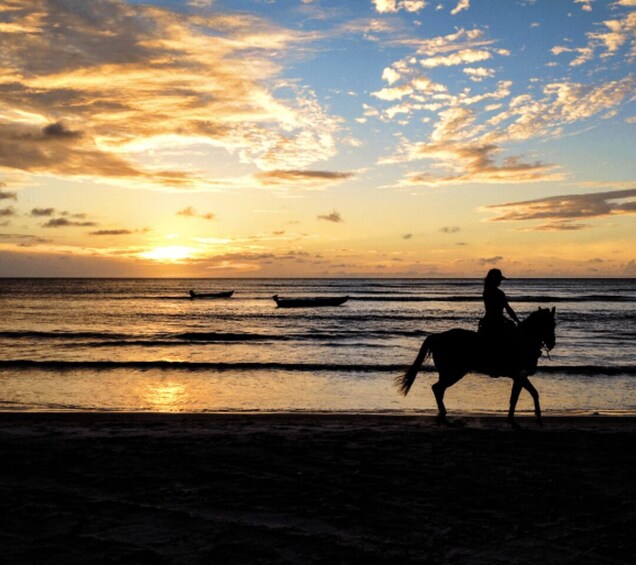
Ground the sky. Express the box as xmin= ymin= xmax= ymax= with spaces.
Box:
xmin=0 ymin=0 xmax=634 ymax=278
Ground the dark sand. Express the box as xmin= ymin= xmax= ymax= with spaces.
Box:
xmin=0 ymin=413 xmax=634 ymax=564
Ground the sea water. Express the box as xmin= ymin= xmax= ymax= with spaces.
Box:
xmin=0 ymin=278 xmax=634 ymax=414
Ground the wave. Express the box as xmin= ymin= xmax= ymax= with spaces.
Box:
xmin=0 ymin=330 xmax=130 ymax=340
xmin=1 ymin=359 xmax=635 ymax=376
xmin=0 ymin=329 xmax=432 ymax=344
xmin=0 ymin=330 xmax=296 ymax=342
xmin=350 ymin=294 xmax=635 ymax=303
xmin=34 ymin=292 xmax=633 ymax=303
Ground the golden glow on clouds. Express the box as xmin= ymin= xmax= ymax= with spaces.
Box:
xmin=138 ymin=246 xmax=200 ymax=263
xmin=0 ymin=0 xmax=341 ymax=190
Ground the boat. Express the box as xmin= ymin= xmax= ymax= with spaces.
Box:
xmin=189 ymin=290 xmax=234 ymax=299
xmin=272 ymin=294 xmax=349 ymax=308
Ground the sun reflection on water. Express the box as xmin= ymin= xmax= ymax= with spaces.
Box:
xmin=144 ymin=379 xmax=189 ymax=412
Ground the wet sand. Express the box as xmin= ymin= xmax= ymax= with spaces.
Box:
xmin=0 ymin=413 xmax=634 ymax=564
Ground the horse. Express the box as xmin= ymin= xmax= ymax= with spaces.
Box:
xmin=396 ymin=307 xmax=556 ymax=429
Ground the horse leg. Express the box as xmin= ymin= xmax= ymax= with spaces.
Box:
xmin=522 ymin=377 xmax=542 ymax=427
xmin=432 ymin=380 xmax=448 ymax=426
xmin=432 ymin=371 xmax=464 ymax=426
xmin=507 ymin=378 xmax=523 ymax=429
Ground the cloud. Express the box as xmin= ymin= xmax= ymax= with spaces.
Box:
xmin=317 ymin=210 xmax=344 ymax=223
xmin=489 ymin=77 xmax=635 ymax=143
xmin=31 ymin=208 xmax=55 ymax=217
xmin=412 ymin=28 xmax=497 ymax=56
xmin=372 ymin=1 xmax=426 ymax=14
xmin=485 ymin=188 xmax=636 ymax=228
xmin=450 ymin=0 xmax=470 ymax=16
xmin=551 ymin=10 xmax=636 ymax=67
xmin=369 ymin=28 xmax=511 ymax=127
xmin=88 ymin=229 xmax=134 ymax=236
xmin=0 ymin=233 xmax=50 ymax=244
xmin=479 ymin=256 xmax=504 ymax=265
xmin=31 ymin=208 xmax=97 ymax=223
xmin=254 ymin=169 xmax=354 ymax=190
xmin=401 ymin=141 xmax=562 ymax=186
xmin=41 ymin=122 xmax=82 ymax=139
xmin=420 ymin=49 xmax=493 ymax=68
xmin=369 ymin=13 xmax=633 ymax=182
xmin=42 ymin=217 xmax=97 ymax=228
xmin=403 ymin=233 xmax=413 ymax=239
xmin=0 ymin=189 xmax=17 ymax=200
xmin=574 ymin=0 xmax=593 ymax=11
xmin=0 ymin=207 xmax=17 ymax=217
xmin=521 ymin=221 xmax=590 ymax=231
xmin=463 ymin=67 xmax=495 ymax=82
xmin=0 ymin=0 xmax=339 ymax=188
xmin=376 ymin=68 xmax=631 ymax=191
xmin=0 ymin=122 xmax=192 ymax=187
xmin=177 ymin=207 xmax=215 ymax=221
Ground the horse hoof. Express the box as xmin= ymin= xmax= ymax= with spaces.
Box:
xmin=436 ymin=416 xmax=463 ymax=428
xmin=436 ymin=415 xmax=451 ymax=427
xmin=507 ymin=418 xmax=522 ymax=430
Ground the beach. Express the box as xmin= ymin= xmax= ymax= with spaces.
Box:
xmin=1 ymin=413 xmax=634 ymax=564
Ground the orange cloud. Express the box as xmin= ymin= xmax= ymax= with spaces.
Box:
xmin=255 ymin=170 xmax=354 ymax=191
xmin=402 ymin=141 xmax=562 ymax=186
xmin=0 ymin=0 xmax=339 ymax=188
xmin=177 ymin=207 xmax=215 ymax=221
xmin=485 ymin=188 xmax=636 ymax=229
xmin=317 ymin=210 xmax=344 ymax=223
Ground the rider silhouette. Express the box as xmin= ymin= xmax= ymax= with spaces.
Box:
xmin=479 ymin=268 xmax=519 ymax=334
xmin=478 ymin=268 xmax=520 ymax=374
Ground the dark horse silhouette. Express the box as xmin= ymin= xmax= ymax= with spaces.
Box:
xmin=396 ymin=307 xmax=556 ymax=428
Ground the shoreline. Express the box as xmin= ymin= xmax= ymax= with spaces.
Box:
xmin=1 ymin=409 xmax=636 ymax=419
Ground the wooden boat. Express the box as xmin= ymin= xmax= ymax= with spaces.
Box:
xmin=272 ymin=294 xmax=348 ymax=308
xmin=189 ymin=290 xmax=234 ymax=299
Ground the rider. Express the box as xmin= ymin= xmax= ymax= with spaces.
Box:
xmin=479 ymin=268 xmax=519 ymax=335
xmin=478 ymin=269 xmax=520 ymax=374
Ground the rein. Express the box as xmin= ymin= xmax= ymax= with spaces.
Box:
xmin=542 ymin=342 xmax=552 ymax=361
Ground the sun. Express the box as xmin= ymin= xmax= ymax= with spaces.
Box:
xmin=138 ymin=245 xmax=198 ymax=262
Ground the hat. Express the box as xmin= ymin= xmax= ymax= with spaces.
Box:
xmin=486 ymin=268 xmax=507 ymax=281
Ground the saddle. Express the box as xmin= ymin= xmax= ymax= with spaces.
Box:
xmin=477 ymin=317 xmax=521 ymax=377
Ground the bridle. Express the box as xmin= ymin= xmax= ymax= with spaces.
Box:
xmin=542 ymin=342 xmax=552 ymax=361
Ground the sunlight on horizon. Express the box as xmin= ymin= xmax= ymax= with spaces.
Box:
xmin=138 ymin=246 xmax=200 ymax=263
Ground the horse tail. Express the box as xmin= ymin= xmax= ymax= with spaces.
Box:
xmin=395 ymin=335 xmax=434 ymax=396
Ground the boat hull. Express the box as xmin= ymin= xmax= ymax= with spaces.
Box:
xmin=272 ymin=295 xmax=348 ymax=308
xmin=189 ymin=290 xmax=234 ymax=299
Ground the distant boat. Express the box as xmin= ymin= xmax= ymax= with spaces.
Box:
xmin=189 ymin=290 xmax=234 ymax=299
xmin=272 ymin=294 xmax=348 ymax=308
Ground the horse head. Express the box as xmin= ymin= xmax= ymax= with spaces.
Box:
xmin=524 ymin=306 xmax=556 ymax=351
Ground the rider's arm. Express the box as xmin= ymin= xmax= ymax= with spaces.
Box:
xmin=504 ymin=300 xmax=520 ymax=324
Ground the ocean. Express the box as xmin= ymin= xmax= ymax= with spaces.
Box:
xmin=0 ymin=278 xmax=635 ymax=415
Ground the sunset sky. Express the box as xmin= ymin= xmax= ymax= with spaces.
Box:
xmin=1 ymin=0 xmax=634 ymax=277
